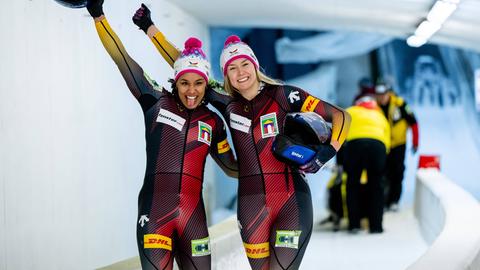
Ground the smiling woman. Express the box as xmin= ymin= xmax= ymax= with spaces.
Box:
xmin=172 ymin=38 xmax=210 ymax=109
xmin=214 ymin=34 xmax=350 ymax=270
xmin=220 ymin=35 xmax=282 ymax=100
xmin=85 ymin=1 xmax=238 ymax=269
xmin=225 ymin=58 xmax=259 ymax=100
xmin=175 ymin=73 xmax=207 ymax=109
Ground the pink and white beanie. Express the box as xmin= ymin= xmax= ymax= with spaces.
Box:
xmin=174 ymin=37 xmax=210 ymax=82
xmin=220 ymin=35 xmax=259 ymax=76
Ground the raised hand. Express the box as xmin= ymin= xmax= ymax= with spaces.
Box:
xmin=86 ymin=0 xmax=104 ymax=18
xmin=132 ymin=3 xmax=154 ymax=33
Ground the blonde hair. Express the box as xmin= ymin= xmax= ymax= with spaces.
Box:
xmin=223 ymin=69 xmax=283 ymax=96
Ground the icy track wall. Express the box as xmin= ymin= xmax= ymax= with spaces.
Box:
xmin=408 ymin=169 xmax=480 ymax=270
xmin=0 ymin=1 xmax=211 ymax=269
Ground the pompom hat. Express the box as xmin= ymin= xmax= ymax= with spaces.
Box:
xmin=220 ymin=35 xmax=259 ymax=76
xmin=174 ymin=37 xmax=210 ymax=82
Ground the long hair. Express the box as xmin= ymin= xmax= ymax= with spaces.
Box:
xmin=223 ymin=69 xmax=283 ymax=96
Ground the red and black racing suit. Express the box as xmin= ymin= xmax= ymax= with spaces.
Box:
xmin=93 ymin=18 xmax=237 ymax=270
xmin=209 ymin=85 xmax=349 ymax=270
xmin=148 ymin=31 xmax=350 ymax=270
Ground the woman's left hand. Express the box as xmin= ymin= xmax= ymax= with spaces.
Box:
xmin=299 ymin=144 xmax=337 ymax=174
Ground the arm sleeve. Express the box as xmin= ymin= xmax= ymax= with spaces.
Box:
xmin=384 ymin=116 xmax=391 ymax=153
xmin=285 ymin=85 xmax=351 ymax=150
xmin=400 ymin=102 xmax=419 ymax=148
xmin=209 ymin=114 xmax=238 ymax=178
xmin=411 ymin=123 xmax=419 ymax=148
xmin=150 ymin=31 xmax=180 ymax=68
xmin=400 ymin=102 xmax=417 ymax=125
xmin=205 ymin=82 xmax=233 ymax=116
xmin=95 ymin=18 xmax=162 ymax=112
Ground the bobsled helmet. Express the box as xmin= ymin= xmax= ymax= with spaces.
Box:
xmin=54 ymin=0 xmax=88 ymax=8
xmin=272 ymin=112 xmax=332 ymax=166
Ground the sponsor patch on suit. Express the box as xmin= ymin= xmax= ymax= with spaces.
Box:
xmin=230 ymin=113 xmax=251 ymax=133
xmin=156 ymin=108 xmax=186 ymax=131
xmin=260 ymin=112 xmax=279 ymax=138
xmin=198 ymin=121 xmax=212 ymax=145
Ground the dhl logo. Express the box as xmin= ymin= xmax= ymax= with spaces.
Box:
xmin=243 ymin=242 xmax=270 ymax=259
xmin=144 ymin=234 xmax=172 ymax=250
xmin=301 ymin=96 xmax=320 ymax=112
xmin=217 ymin=139 xmax=231 ymax=154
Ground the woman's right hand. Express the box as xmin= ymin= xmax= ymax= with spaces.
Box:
xmin=132 ymin=3 xmax=154 ymax=34
xmin=86 ymin=0 xmax=104 ymax=18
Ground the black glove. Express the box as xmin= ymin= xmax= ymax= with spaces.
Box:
xmin=132 ymin=3 xmax=154 ymax=34
xmin=299 ymin=144 xmax=337 ymax=174
xmin=86 ymin=0 xmax=104 ymax=18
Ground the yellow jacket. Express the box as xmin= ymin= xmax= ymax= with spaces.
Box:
xmin=346 ymin=105 xmax=391 ymax=152
xmin=381 ymin=93 xmax=418 ymax=148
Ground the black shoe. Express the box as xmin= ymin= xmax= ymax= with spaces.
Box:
xmin=369 ymin=228 xmax=383 ymax=234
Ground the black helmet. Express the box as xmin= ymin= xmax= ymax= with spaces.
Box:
xmin=54 ymin=0 xmax=88 ymax=8
xmin=272 ymin=112 xmax=331 ymax=166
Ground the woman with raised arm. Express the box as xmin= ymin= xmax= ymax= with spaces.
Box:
xmin=133 ymin=5 xmax=351 ymax=269
xmin=85 ymin=1 xmax=237 ymax=269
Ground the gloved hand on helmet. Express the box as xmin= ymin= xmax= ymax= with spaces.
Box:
xmin=298 ymin=144 xmax=336 ymax=174
xmin=272 ymin=112 xmax=335 ymax=174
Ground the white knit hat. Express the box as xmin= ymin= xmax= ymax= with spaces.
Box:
xmin=220 ymin=35 xmax=259 ymax=76
xmin=174 ymin=37 xmax=210 ymax=82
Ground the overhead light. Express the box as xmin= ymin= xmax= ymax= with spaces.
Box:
xmin=427 ymin=1 xmax=457 ymax=24
xmin=407 ymin=0 xmax=461 ymax=48
xmin=415 ymin=20 xmax=441 ymax=39
xmin=407 ymin=35 xmax=427 ymax=47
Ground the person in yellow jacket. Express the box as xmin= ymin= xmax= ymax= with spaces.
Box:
xmin=375 ymin=82 xmax=419 ymax=211
xmin=343 ymin=96 xmax=390 ymax=233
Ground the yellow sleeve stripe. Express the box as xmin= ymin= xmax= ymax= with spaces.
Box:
xmin=151 ymin=32 xmax=180 ymax=68
xmin=300 ymin=96 xmax=320 ymax=112
xmin=95 ymin=19 xmax=122 ymax=54
xmin=243 ymin=242 xmax=270 ymax=259
xmin=217 ymin=139 xmax=231 ymax=154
